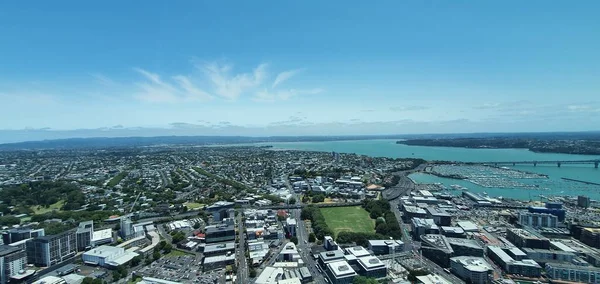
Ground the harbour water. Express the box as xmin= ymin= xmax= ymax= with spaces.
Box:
xmin=259 ymin=139 xmax=600 ymax=200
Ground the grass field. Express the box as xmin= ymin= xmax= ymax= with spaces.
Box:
xmin=165 ymin=249 xmax=193 ymax=258
xmin=183 ymin=202 xmax=205 ymax=210
xmin=320 ymin=206 xmax=375 ymax=237
xmin=30 ymin=200 xmax=64 ymax=215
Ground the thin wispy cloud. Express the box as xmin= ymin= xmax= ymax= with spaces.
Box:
xmin=133 ymin=68 xmax=213 ymax=103
xmin=91 ymin=73 xmax=117 ymax=86
xmin=272 ymin=69 xmax=304 ymax=88
xmin=200 ymin=62 xmax=267 ymax=101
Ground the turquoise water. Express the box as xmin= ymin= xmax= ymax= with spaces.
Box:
xmin=261 ymin=139 xmax=600 ymax=200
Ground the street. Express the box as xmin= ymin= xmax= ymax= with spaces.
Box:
xmin=236 ymin=212 xmax=248 ymax=284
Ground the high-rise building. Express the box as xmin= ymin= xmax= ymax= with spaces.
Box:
xmin=1 ymin=228 xmax=45 ymax=245
xmin=578 ymin=196 xmax=591 ymax=208
xmin=76 ymin=221 xmax=94 ymax=251
xmin=26 ymin=230 xmax=77 ymax=267
xmin=119 ymin=215 xmax=133 ymax=240
xmin=0 ymin=245 xmax=27 ymax=284
xmin=518 ymin=212 xmax=558 ymax=228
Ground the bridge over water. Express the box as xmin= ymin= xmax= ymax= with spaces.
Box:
xmin=472 ymin=159 xmax=600 ymax=168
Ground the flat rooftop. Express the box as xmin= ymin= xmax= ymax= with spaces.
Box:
xmin=451 ymin=256 xmax=493 ymax=273
xmin=358 ymin=256 xmax=385 ymax=270
xmin=204 ymin=242 xmax=235 ymax=253
xmin=327 ymin=260 xmax=357 ymax=278
xmin=92 ymin=229 xmax=112 ymax=241
xmin=508 ymin=228 xmax=547 ymax=240
xmin=446 ymin=238 xmax=482 ymax=249
xmin=368 ymin=239 xmax=403 ymax=247
xmin=457 ymin=221 xmax=478 ymax=232
xmin=421 ymin=234 xmax=453 ymax=252
xmin=83 ymin=245 xmax=123 ymax=258
xmin=346 ymin=246 xmax=371 ymax=257
xmin=320 ymin=250 xmax=345 ymax=262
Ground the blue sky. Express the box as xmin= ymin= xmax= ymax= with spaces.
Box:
xmin=1 ymin=1 xmax=599 ymax=142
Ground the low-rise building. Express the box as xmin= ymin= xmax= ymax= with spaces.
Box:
xmin=487 ymin=246 xmax=542 ymax=277
xmin=506 ymin=228 xmax=550 ymax=249
xmin=411 ymin=218 xmax=439 ymax=241
xmin=26 ymin=230 xmax=77 ymax=267
xmin=367 ymin=240 xmax=403 ymax=255
xmin=326 ymin=260 xmax=357 ymax=284
xmin=203 ymin=242 xmax=235 ymax=257
xmin=356 ymin=256 xmax=386 ymax=278
xmin=205 ymin=224 xmax=235 ymax=244
xmin=82 ymin=245 xmax=139 ymax=268
xmin=545 ymin=262 xmax=600 ymax=283
xmin=450 ymin=256 xmax=493 ymax=284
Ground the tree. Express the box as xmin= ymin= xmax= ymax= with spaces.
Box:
xmin=288 ymin=197 xmax=296 ymax=205
xmin=193 ymin=222 xmax=201 ymax=229
xmin=153 ymin=251 xmax=161 ymax=261
xmin=130 ymin=256 xmax=141 ymax=267
xmin=112 ymin=271 xmax=121 ymax=281
xmin=163 ymin=243 xmax=173 ymax=254
xmin=249 ymin=268 xmax=257 ymax=278
xmin=308 ymin=233 xmax=316 ymax=243
xmin=301 ymin=195 xmax=310 ymax=203
xmin=290 ymin=236 xmax=298 ymax=245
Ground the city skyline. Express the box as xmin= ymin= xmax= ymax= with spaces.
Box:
xmin=1 ymin=1 xmax=600 ymax=142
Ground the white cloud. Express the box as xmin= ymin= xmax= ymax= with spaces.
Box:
xmin=91 ymin=73 xmax=117 ymax=86
xmin=389 ymin=106 xmax=430 ymax=112
xmin=272 ymin=69 xmax=303 ymax=88
xmin=200 ymin=62 xmax=268 ymax=100
xmin=133 ymin=68 xmax=213 ymax=103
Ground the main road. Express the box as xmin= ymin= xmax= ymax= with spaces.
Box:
xmin=284 ymin=175 xmax=326 ymax=283
xmin=236 ymin=212 xmax=248 ymax=284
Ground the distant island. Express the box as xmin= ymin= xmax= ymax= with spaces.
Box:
xmin=397 ymin=137 xmax=600 ymax=155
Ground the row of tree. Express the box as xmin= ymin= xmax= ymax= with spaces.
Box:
xmin=301 ymin=205 xmax=333 ymax=240
xmin=363 ymin=199 xmax=403 ymax=240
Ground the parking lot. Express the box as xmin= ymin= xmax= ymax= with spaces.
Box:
xmin=136 ymin=254 xmax=225 ymax=283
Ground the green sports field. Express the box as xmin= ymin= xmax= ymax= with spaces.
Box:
xmin=320 ymin=206 xmax=375 ymax=237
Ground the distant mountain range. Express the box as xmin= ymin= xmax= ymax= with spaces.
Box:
xmin=0 ymin=131 xmax=599 ymax=150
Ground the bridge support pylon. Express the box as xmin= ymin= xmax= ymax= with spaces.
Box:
xmin=533 ymin=162 xmax=537 ymax=167
xmin=512 ymin=163 xmax=516 ymax=166
xmin=595 ymin=162 xmax=599 ymax=169
xmin=557 ymin=162 xmax=561 ymax=168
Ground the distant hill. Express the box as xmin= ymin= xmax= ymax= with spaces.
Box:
xmin=0 ymin=131 xmax=599 ymax=150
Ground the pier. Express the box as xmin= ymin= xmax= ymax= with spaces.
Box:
xmin=471 ymin=159 xmax=600 ymax=168
xmin=561 ymin=177 xmax=600 ymax=186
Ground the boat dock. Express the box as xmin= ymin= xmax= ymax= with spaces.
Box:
xmin=561 ymin=177 xmax=600 ymax=186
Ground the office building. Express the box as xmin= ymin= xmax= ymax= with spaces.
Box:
xmin=326 ymin=260 xmax=357 ymax=284
xmin=440 ymin=226 xmax=465 ymax=238
xmin=528 ymin=203 xmax=565 ymax=222
xmin=204 ymin=242 xmax=235 ymax=257
xmin=506 ymin=228 xmax=550 ymax=249
xmin=205 ymin=224 xmax=235 ymax=243
xmin=518 ymin=212 xmax=558 ymax=228
xmin=411 ymin=218 xmax=439 ymax=241
xmin=120 ymin=215 xmax=133 ymax=240
xmin=578 ymin=195 xmax=591 ymax=208
xmin=356 ymin=256 xmax=386 ymax=278
xmin=1 ymin=228 xmax=45 ymax=245
xmin=203 ymin=254 xmax=235 ymax=270
xmin=278 ymin=242 xmax=299 ymax=262
xmin=32 ymin=276 xmax=66 ymax=284
xmin=286 ymin=218 xmax=296 ymax=237
xmin=546 ymin=262 xmax=600 ymax=283
xmin=324 ymin=236 xmax=338 ymax=251
xmin=521 ymin=248 xmax=575 ymax=265
xmin=82 ymin=245 xmax=139 ymax=268
xmin=456 ymin=221 xmax=479 ymax=233
xmin=367 ymin=240 xmax=403 ymax=255
xmin=402 ymin=206 xmax=427 ymax=221
xmin=487 ymin=246 xmax=542 ymax=277
xmin=426 ymin=207 xmax=452 ymax=226
xmin=26 ymin=230 xmax=77 ymax=267
xmin=319 ymin=250 xmax=345 ymax=267
xmin=416 ymin=274 xmax=453 ymax=284
xmin=91 ymin=229 xmax=113 ymax=246
xmin=420 ymin=234 xmax=454 ymax=268
xmin=581 ymin=228 xmax=600 ymax=249
xmin=76 ymin=221 xmax=94 ymax=251
xmin=345 ymin=246 xmax=370 ymax=258
xmin=0 ymin=245 xmax=27 ymax=284
xmin=447 ymin=238 xmax=484 ymax=257
xmin=450 ymin=256 xmax=493 ymax=284
xmin=206 ymin=201 xmax=235 ymax=222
